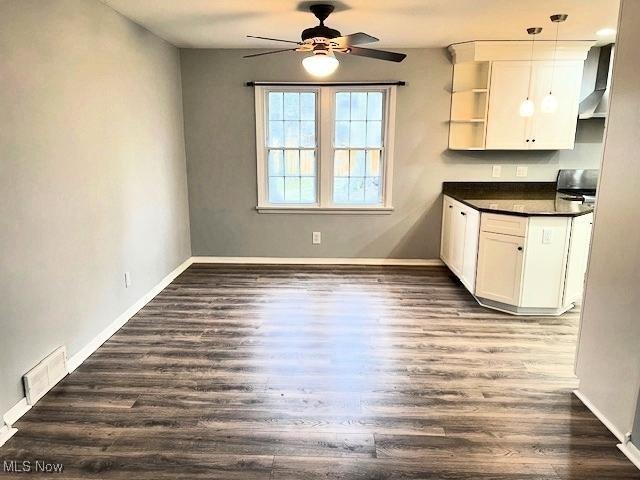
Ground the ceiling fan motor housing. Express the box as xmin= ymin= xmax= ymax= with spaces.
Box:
xmin=301 ymin=24 xmax=341 ymax=42
xmin=302 ymin=4 xmax=341 ymax=41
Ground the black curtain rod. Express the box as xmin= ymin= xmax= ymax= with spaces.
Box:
xmin=246 ymin=81 xmax=406 ymax=87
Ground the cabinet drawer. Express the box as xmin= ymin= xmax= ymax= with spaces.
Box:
xmin=481 ymin=213 xmax=528 ymax=237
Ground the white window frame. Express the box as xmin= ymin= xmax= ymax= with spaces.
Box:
xmin=255 ymin=85 xmax=396 ymax=214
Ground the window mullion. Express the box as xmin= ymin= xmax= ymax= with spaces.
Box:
xmin=318 ymin=87 xmax=334 ymax=208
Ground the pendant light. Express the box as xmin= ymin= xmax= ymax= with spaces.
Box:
xmin=520 ymin=27 xmax=542 ymax=117
xmin=541 ymin=14 xmax=568 ymax=114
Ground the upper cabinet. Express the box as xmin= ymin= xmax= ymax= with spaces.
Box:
xmin=448 ymin=41 xmax=594 ymax=151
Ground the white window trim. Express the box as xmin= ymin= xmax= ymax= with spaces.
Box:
xmin=254 ymin=85 xmax=397 ymax=214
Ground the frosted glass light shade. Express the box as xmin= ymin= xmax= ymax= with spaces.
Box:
xmin=519 ymin=98 xmax=535 ymax=117
xmin=541 ymin=93 xmax=559 ymax=113
xmin=302 ymin=52 xmax=339 ymax=77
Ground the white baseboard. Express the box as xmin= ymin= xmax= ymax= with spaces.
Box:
xmin=0 ymin=424 xmax=18 ymax=448
xmin=2 ymin=398 xmax=31 ymax=427
xmin=67 ymin=257 xmax=193 ymax=372
xmin=618 ymin=440 xmax=640 ymax=471
xmin=573 ymin=389 xmax=625 ymax=442
xmin=192 ymin=256 xmax=443 ymax=266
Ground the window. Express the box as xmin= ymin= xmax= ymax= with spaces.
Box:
xmin=255 ymin=85 xmax=396 ymax=213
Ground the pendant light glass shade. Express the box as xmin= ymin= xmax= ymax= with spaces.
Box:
xmin=541 ymin=93 xmax=559 ymax=113
xmin=519 ymin=98 xmax=535 ymax=117
xmin=302 ymin=50 xmax=339 ymax=77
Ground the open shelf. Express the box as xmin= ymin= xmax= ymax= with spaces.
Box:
xmin=449 ymin=121 xmax=486 ymax=150
xmin=452 ymin=88 xmax=488 ymax=94
xmin=448 ymin=61 xmax=491 ymax=151
xmin=450 ymin=118 xmax=485 ymax=123
xmin=452 ymin=62 xmax=490 ymax=92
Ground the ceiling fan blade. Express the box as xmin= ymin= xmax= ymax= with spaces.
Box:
xmin=345 ymin=46 xmax=407 ymax=62
xmin=247 ymin=35 xmax=301 ymax=45
xmin=243 ymin=48 xmax=299 ymax=58
xmin=333 ymin=32 xmax=379 ymax=47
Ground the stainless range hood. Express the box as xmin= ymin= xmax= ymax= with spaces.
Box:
xmin=579 ymin=44 xmax=614 ymax=119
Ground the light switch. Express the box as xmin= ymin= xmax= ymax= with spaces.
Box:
xmin=492 ymin=165 xmax=502 ymax=178
xmin=516 ymin=166 xmax=528 ymax=177
xmin=542 ymin=229 xmax=553 ymax=244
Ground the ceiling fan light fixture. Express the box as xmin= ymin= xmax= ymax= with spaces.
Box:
xmin=302 ymin=49 xmax=339 ymax=77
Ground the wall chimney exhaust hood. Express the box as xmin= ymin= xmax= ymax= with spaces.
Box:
xmin=579 ymin=44 xmax=614 ymax=119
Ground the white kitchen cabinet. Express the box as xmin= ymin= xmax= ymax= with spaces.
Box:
xmin=484 ymin=61 xmax=531 ymax=149
xmin=527 ymin=61 xmax=584 ymax=150
xmin=485 ymin=61 xmax=585 ymax=150
xmin=440 ymin=195 xmax=593 ymax=316
xmin=475 ymin=231 xmax=525 ymax=305
xmin=459 ymin=206 xmax=480 ymax=292
xmin=447 ymin=41 xmax=593 ymax=151
xmin=440 ymin=196 xmax=480 ymax=292
xmin=449 ymin=203 xmax=466 ymax=276
xmin=564 ymin=213 xmax=594 ymax=304
xmin=440 ymin=197 xmax=454 ymax=265
xmin=475 ymin=213 xmax=575 ymax=314
xmin=519 ymin=217 xmax=572 ymax=308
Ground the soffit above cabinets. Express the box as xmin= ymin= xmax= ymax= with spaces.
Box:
xmin=449 ymin=40 xmax=595 ymax=63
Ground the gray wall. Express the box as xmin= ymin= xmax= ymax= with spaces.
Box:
xmin=181 ymin=48 xmax=604 ymax=259
xmin=0 ymin=0 xmax=191 ymax=417
xmin=576 ymin=0 xmax=640 ymax=442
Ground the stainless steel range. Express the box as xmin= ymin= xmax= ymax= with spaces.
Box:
xmin=556 ymin=169 xmax=599 ymax=204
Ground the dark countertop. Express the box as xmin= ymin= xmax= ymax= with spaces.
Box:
xmin=443 ymin=182 xmax=595 ymax=217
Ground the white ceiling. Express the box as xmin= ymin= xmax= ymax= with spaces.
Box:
xmin=102 ymin=0 xmax=620 ymax=49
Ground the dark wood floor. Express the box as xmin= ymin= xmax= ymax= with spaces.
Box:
xmin=1 ymin=264 xmax=638 ymax=479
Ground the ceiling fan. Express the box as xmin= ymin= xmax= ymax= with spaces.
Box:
xmin=244 ymin=3 xmax=407 ymax=77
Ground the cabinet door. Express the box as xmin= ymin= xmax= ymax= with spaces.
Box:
xmin=564 ymin=213 xmax=593 ymax=304
xmin=529 ymin=61 xmax=584 ymax=149
xmin=440 ymin=197 xmax=455 ymax=266
xmin=460 ymin=207 xmax=480 ymax=292
xmin=485 ymin=61 xmax=531 ymax=149
xmin=449 ymin=204 xmax=467 ymax=276
xmin=475 ymin=231 xmax=525 ymax=305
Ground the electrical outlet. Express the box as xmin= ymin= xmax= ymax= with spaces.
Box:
xmin=542 ymin=229 xmax=553 ymax=244
xmin=312 ymin=232 xmax=321 ymax=245
xmin=492 ymin=165 xmax=502 ymax=178
xmin=516 ymin=166 xmax=528 ymax=177
xmin=124 ymin=271 xmax=132 ymax=288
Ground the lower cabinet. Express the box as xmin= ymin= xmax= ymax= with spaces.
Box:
xmin=564 ymin=213 xmax=594 ymax=304
xmin=475 ymin=231 xmax=525 ymax=305
xmin=475 ymin=214 xmax=580 ymax=313
xmin=441 ymin=198 xmax=593 ymax=316
xmin=440 ymin=196 xmax=480 ymax=292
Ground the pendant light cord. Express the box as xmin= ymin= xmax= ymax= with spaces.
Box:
xmin=549 ymin=21 xmax=560 ymax=95
xmin=527 ymin=34 xmax=536 ymax=100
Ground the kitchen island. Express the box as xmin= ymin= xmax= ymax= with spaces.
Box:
xmin=441 ymin=182 xmax=594 ymax=316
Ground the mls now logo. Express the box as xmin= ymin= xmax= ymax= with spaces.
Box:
xmin=3 ymin=460 xmax=64 ymax=473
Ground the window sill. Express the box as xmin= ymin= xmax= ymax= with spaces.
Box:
xmin=256 ymin=206 xmax=394 ymax=215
